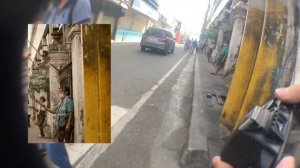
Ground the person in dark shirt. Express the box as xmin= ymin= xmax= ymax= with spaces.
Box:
xmin=0 ymin=1 xmax=58 ymax=167
xmin=43 ymin=0 xmax=91 ymax=24
xmin=193 ymin=39 xmax=198 ymax=50
xmin=211 ymin=43 xmax=229 ymax=75
xmin=0 ymin=1 xmax=74 ymax=167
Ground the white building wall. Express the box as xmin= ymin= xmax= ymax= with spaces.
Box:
xmin=118 ymin=8 xmax=148 ymax=33
xmin=28 ymin=24 xmax=47 ymax=71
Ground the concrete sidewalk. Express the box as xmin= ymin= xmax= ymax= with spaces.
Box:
xmin=28 ymin=118 xmax=56 ymax=144
xmin=182 ymin=52 xmax=231 ymax=167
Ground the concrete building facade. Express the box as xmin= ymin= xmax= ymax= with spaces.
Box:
xmin=205 ymin=0 xmax=248 ymax=76
xmin=88 ymin=0 xmax=177 ymax=43
xmin=115 ymin=0 xmax=168 ymax=42
xmin=91 ymin=0 xmax=132 ymax=40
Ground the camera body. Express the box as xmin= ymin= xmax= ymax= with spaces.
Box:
xmin=221 ymin=99 xmax=294 ymax=168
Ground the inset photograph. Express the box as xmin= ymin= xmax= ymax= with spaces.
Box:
xmin=27 ymin=24 xmax=111 ymax=143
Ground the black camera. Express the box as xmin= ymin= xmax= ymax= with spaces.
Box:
xmin=220 ymin=99 xmax=299 ymax=168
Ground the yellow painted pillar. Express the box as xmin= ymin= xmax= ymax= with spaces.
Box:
xmin=221 ymin=0 xmax=266 ymax=129
xmin=82 ymin=25 xmax=111 ymax=143
xmin=234 ymin=0 xmax=287 ymax=129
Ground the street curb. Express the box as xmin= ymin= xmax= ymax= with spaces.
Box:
xmin=188 ymin=52 xmax=208 ymax=151
xmin=181 ymin=53 xmax=209 ymax=165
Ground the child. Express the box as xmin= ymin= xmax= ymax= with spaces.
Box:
xmin=36 ymin=96 xmax=47 ymax=138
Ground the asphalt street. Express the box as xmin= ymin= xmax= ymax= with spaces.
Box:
xmin=90 ymin=43 xmax=195 ymax=168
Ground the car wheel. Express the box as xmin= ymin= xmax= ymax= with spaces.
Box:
xmin=141 ymin=46 xmax=146 ymax=51
xmin=162 ymin=46 xmax=168 ymax=55
xmin=171 ymin=46 xmax=175 ymax=53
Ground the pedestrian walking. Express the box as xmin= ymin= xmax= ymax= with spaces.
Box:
xmin=38 ymin=87 xmax=74 ymax=143
xmin=196 ymin=40 xmax=201 ymax=54
xmin=184 ymin=38 xmax=190 ymax=52
xmin=189 ymin=38 xmax=194 ymax=53
xmin=28 ymin=106 xmax=31 ymax=128
xmin=35 ymin=96 xmax=47 ymax=138
xmin=201 ymin=41 xmax=207 ymax=54
xmin=192 ymin=39 xmax=198 ymax=54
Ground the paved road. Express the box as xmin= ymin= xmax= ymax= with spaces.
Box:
xmin=112 ymin=43 xmax=191 ymax=108
xmin=84 ymin=43 xmax=195 ymax=168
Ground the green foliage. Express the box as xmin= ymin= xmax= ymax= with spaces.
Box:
xmin=29 ymin=64 xmax=49 ymax=93
xmin=201 ymin=27 xmax=218 ymax=42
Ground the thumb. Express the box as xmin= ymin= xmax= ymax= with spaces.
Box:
xmin=275 ymin=84 xmax=300 ymax=103
xmin=276 ymin=156 xmax=295 ymax=168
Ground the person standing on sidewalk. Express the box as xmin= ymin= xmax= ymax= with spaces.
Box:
xmin=211 ymin=43 xmax=229 ymax=75
xmin=206 ymin=41 xmax=215 ymax=62
xmin=28 ymin=100 xmax=32 ymax=128
xmin=184 ymin=37 xmax=191 ymax=52
xmin=201 ymin=41 xmax=208 ymax=54
xmin=35 ymin=96 xmax=47 ymax=138
xmin=40 ymin=87 xmax=74 ymax=143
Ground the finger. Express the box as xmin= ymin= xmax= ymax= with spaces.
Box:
xmin=275 ymin=84 xmax=300 ymax=103
xmin=276 ymin=156 xmax=295 ymax=168
xmin=212 ymin=156 xmax=221 ymax=166
xmin=212 ymin=156 xmax=233 ymax=168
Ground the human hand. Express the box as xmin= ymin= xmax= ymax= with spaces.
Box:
xmin=276 ymin=156 xmax=295 ymax=168
xmin=212 ymin=84 xmax=300 ymax=168
xmin=274 ymin=84 xmax=300 ymax=168
xmin=212 ymin=156 xmax=295 ymax=168
xmin=212 ymin=156 xmax=232 ymax=168
xmin=65 ymin=124 xmax=70 ymax=133
xmin=275 ymin=83 xmax=300 ymax=103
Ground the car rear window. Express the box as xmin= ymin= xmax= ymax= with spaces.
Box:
xmin=145 ymin=28 xmax=163 ymax=37
xmin=166 ymin=31 xmax=173 ymax=38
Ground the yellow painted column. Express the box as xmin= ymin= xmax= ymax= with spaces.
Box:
xmin=221 ymin=0 xmax=266 ymax=129
xmin=82 ymin=25 xmax=111 ymax=143
xmin=234 ymin=0 xmax=287 ymax=129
